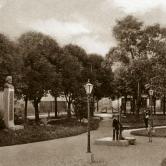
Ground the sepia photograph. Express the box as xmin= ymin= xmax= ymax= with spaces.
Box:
xmin=0 ymin=0 xmax=166 ymax=165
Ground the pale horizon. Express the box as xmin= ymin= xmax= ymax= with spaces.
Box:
xmin=1 ymin=0 xmax=166 ymax=56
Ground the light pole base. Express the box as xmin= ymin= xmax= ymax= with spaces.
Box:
xmin=86 ymin=153 xmax=95 ymax=163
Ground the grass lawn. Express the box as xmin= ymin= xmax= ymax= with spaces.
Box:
xmin=121 ymin=114 xmax=166 ymax=129
xmin=131 ymin=127 xmax=166 ymax=137
xmin=0 ymin=117 xmax=100 ymax=147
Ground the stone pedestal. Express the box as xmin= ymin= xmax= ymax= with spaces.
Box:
xmin=3 ymin=88 xmax=24 ymax=130
xmin=3 ymin=88 xmax=15 ymax=128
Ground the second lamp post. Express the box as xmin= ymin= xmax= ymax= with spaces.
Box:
xmin=84 ymin=80 xmax=93 ymax=153
xmin=149 ymin=89 xmax=154 ymax=116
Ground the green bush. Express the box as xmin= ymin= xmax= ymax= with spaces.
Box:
xmin=90 ymin=119 xmax=100 ymax=130
xmin=73 ymin=96 xmax=88 ymax=121
xmin=14 ymin=107 xmax=24 ymax=125
xmin=0 ymin=117 xmax=100 ymax=146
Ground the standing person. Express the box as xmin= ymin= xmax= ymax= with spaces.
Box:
xmin=112 ymin=115 xmax=119 ymax=140
xmin=147 ymin=116 xmax=153 ymax=142
xmin=144 ymin=109 xmax=149 ymax=129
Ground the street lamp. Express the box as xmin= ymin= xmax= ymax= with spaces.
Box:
xmin=149 ymin=89 xmax=154 ymax=116
xmin=84 ymin=80 xmax=93 ymax=153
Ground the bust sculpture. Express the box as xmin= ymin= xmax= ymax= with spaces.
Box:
xmin=4 ymin=76 xmax=14 ymax=89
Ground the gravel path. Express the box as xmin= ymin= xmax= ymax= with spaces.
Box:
xmin=0 ymin=116 xmax=165 ymax=166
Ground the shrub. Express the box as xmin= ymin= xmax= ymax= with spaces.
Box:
xmin=90 ymin=119 xmax=100 ymax=130
xmin=0 ymin=117 xmax=101 ymax=146
xmin=14 ymin=107 xmax=24 ymax=125
xmin=73 ymin=96 xmax=88 ymax=121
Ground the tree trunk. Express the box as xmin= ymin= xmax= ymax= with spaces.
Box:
xmin=91 ymin=96 xmax=95 ymax=116
xmin=130 ymin=97 xmax=133 ymax=114
xmin=67 ymin=101 xmax=71 ymax=118
xmin=136 ymin=98 xmax=141 ymax=115
xmin=124 ymin=95 xmax=127 ymax=114
xmin=24 ymin=96 xmax=28 ymax=123
xmin=65 ymin=94 xmax=72 ymax=118
xmin=54 ymin=96 xmax=58 ymax=118
xmin=153 ymin=98 xmax=156 ymax=115
xmin=132 ymin=96 xmax=136 ymax=114
xmin=163 ymin=95 xmax=166 ymax=115
xmin=34 ymin=99 xmax=40 ymax=123
xmin=136 ymin=81 xmax=141 ymax=115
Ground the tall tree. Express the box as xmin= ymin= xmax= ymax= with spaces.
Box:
xmin=84 ymin=54 xmax=114 ymax=113
xmin=60 ymin=51 xmax=82 ymax=118
xmin=18 ymin=31 xmax=58 ymax=123
xmin=49 ymin=72 xmax=62 ymax=118
xmin=60 ymin=45 xmax=88 ymax=118
xmin=107 ymin=16 xmax=160 ymax=114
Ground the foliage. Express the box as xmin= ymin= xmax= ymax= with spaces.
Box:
xmin=113 ymin=15 xmax=143 ymax=59
xmin=63 ymin=44 xmax=88 ymax=67
xmin=18 ymin=31 xmax=59 ymax=122
xmin=14 ymin=106 xmax=24 ymax=125
xmin=61 ymin=45 xmax=85 ymax=117
xmin=47 ymin=46 xmax=63 ymax=115
xmin=84 ymin=54 xmax=114 ymax=101
xmin=121 ymin=114 xmax=166 ymax=129
xmin=0 ymin=118 xmax=100 ymax=146
xmin=73 ymin=89 xmax=87 ymax=121
xmin=105 ymin=15 xmax=166 ymax=114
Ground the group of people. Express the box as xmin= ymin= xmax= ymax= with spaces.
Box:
xmin=112 ymin=115 xmax=123 ymax=140
xmin=112 ymin=109 xmax=154 ymax=142
xmin=144 ymin=109 xmax=154 ymax=142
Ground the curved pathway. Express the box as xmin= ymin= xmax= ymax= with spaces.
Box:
xmin=0 ymin=116 xmax=166 ymax=166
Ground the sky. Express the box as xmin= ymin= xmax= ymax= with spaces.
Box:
xmin=0 ymin=0 xmax=166 ymax=56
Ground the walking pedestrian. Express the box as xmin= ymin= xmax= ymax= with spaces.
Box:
xmin=144 ymin=109 xmax=149 ymax=129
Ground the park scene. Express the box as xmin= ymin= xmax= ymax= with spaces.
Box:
xmin=1 ymin=0 xmax=166 ymax=166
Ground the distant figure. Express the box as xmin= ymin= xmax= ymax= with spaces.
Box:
xmin=112 ymin=115 xmax=119 ymax=140
xmin=4 ymin=76 xmax=14 ymax=89
xmin=147 ymin=116 xmax=153 ymax=143
xmin=144 ymin=110 xmax=149 ymax=129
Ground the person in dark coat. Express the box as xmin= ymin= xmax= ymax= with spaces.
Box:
xmin=144 ymin=109 xmax=149 ymax=129
xmin=112 ymin=115 xmax=119 ymax=140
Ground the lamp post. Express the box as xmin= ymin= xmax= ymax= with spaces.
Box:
xmin=149 ymin=89 xmax=154 ymax=116
xmin=84 ymin=80 xmax=93 ymax=153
